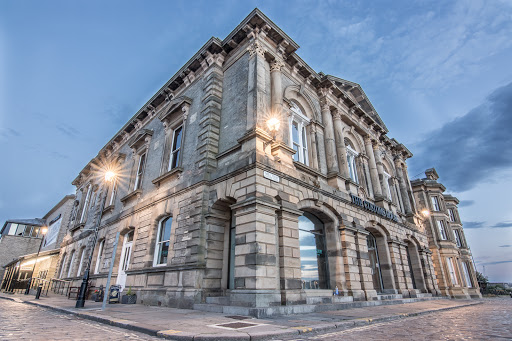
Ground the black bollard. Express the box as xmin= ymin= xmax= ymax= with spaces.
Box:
xmin=35 ymin=285 xmax=43 ymax=299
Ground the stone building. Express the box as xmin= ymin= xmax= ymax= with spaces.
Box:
xmin=1 ymin=195 xmax=74 ymax=292
xmin=411 ymin=169 xmax=481 ymax=299
xmin=56 ymin=9 xmax=478 ymax=315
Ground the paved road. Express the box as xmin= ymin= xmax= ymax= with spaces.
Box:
xmin=280 ymin=297 xmax=512 ymax=341
xmin=0 ymin=299 xmax=158 ymax=340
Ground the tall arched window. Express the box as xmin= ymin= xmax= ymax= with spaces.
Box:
xmin=67 ymin=250 xmax=76 ymax=278
xmin=298 ymin=212 xmax=328 ymax=289
xmin=154 ymin=217 xmax=173 ymax=266
xmin=289 ymin=103 xmax=310 ymax=165
xmin=345 ymin=139 xmax=359 ymax=183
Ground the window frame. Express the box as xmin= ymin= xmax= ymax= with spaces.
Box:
xmin=168 ymin=124 xmax=183 ymax=171
xmin=79 ymin=184 xmax=92 ymax=224
xmin=453 ymin=229 xmax=462 ymax=247
xmin=446 ymin=257 xmax=458 ymax=285
xmin=288 ymin=103 xmax=310 ymax=165
xmin=134 ymin=151 xmax=147 ymax=191
xmin=431 ymin=196 xmax=440 ymax=211
xmin=76 ymin=248 xmax=86 ymax=277
xmin=153 ymin=217 xmax=173 ymax=267
xmin=67 ymin=251 xmax=76 ymax=278
xmin=346 ymin=144 xmax=359 ymax=184
xmin=448 ymin=208 xmax=456 ymax=222
xmin=94 ymin=240 xmax=105 ymax=274
xmin=462 ymin=262 xmax=473 ymax=288
xmin=436 ymin=220 xmax=447 ymax=240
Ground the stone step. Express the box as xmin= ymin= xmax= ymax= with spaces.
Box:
xmin=193 ymin=295 xmax=445 ymax=318
xmin=205 ymin=296 xmax=230 ymax=305
xmin=378 ymin=294 xmax=403 ymax=300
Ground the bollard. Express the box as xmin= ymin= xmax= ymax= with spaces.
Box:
xmin=35 ymin=285 xmax=43 ymax=299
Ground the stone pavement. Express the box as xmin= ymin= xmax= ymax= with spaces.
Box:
xmin=0 ymin=292 xmax=483 ymax=340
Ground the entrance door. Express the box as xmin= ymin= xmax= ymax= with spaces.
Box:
xmin=117 ymin=231 xmax=133 ymax=291
xmin=406 ymin=246 xmax=417 ymax=289
xmin=367 ymin=233 xmax=384 ymax=293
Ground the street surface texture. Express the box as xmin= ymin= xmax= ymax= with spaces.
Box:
xmin=279 ymin=297 xmax=512 ymax=341
xmin=0 ymin=299 xmax=158 ymax=340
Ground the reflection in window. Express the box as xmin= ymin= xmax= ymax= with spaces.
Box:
xmin=346 ymin=145 xmax=359 ymax=183
xmin=154 ymin=217 xmax=172 ymax=266
xmin=289 ymin=103 xmax=309 ymax=165
xmin=298 ymin=212 xmax=328 ymax=289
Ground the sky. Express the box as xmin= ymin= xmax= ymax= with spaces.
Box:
xmin=1 ymin=0 xmax=511 ymax=282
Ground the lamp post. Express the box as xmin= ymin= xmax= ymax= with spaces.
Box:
xmin=25 ymin=226 xmax=48 ymax=295
xmin=76 ymin=170 xmax=116 ymax=308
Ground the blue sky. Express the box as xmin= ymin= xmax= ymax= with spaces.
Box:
xmin=1 ymin=0 xmax=511 ymax=282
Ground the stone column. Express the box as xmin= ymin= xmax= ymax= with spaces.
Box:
xmin=246 ymin=40 xmax=267 ymax=131
xmin=364 ymin=137 xmax=382 ymax=198
xmin=332 ymin=110 xmax=350 ymax=179
xmin=309 ymin=124 xmax=319 ymax=170
xmin=387 ymin=239 xmax=408 ymax=295
xmin=270 ymin=58 xmax=286 ymax=142
xmin=229 ymin=197 xmax=281 ymax=307
xmin=316 ymin=128 xmax=328 ymax=175
xmin=276 ymin=201 xmax=304 ymax=305
xmin=321 ymin=102 xmax=339 ymax=175
xmin=340 ymin=225 xmax=366 ymax=300
xmin=403 ymin=163 xmax=417 ymax=213
xmin=394 ymin=158 xmax=413 ymax=215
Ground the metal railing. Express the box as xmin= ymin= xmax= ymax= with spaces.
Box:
xmin=50 ymin=278 xmax=72 ymax=296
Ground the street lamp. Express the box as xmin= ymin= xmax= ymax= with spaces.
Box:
xmin=76 ymin=169 xmax=116 ymax=308
xmin=25 ymin=226 xmax=48 ymax=295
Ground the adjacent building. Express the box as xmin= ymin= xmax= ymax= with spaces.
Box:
xmin=1 ymin=195 xmax=74 ymax=292
xmin=54 ymin=9 xmax=479 ymax=315
xmin=411 ymin=169 xmax=481 ymax=298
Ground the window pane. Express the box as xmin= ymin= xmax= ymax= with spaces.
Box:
xmin=173 ymin=127 xmax=182 ymax=151
xmin=162 ymin=218 xmax=172 ymax=242
xmin=31 ymin=226 xmax=40 ymax=237
xmin=292 ymin=144 xmax=299 ymax=161
xmin=171 ymin=150 xmax=180 ymax=169
xmin=16 ymin=224 xmax=26 ymax=236
xmin=159 ymin=241 xmax=169 ymax=264
xmin=8 ymin=223 xmax=18 ymax=235
xmin=292 ymin=121 xmax=299 ymax=143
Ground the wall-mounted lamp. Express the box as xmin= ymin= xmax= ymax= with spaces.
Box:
xmin=421 ymin=209 xmax=430 ymax=218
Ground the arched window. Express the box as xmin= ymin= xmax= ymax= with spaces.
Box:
xmin=298 ymin=212 xmax=328 ymax=289
xmin=76 ymin=247 xmax=86 ymax=277
xmin=94 ymin=240 xmax=105 ymax=274
xmin=59 ymin=253 xmax=67 ymax=278
xmin=289 ymin=103 xmax=310 ymax=165
xmin=345 ymin=139 xmax=359 ymax=183
xmin=154 ymin=217 xmax=173 ymax=266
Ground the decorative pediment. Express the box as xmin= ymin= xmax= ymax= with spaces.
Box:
xmin=128 ymin=129 xmax=153 ymax=151
xmin=158 ymin=96 xmax=192 ymax=126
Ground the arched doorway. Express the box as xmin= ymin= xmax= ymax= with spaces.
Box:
xmin=298 ymin=212 xmax=329 ymax=289
xmin=367 ymin=232 xmax=384 ymax=293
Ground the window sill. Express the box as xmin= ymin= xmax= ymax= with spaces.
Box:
xmin=293 ymin=161 xmax=322 ymax=178
xmin=120 ymin=189 xmax=142 ymax=204
xmin=152 ymin=167 xmax=183 ymax=186
xmin=102 ymin=205 xmax=115 ymax=214
xmin=69 ymin=222 xmax=85 ymax=232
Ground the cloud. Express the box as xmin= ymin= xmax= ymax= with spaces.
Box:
xmin=458 ymin=200 xmax=474 ymax=207
xmin=56 ymin=124 xmax=80 ymax=138
xmin=481 ymin=260 xmax=512 ymax=266
xmin=499 ymin=245 xmax=511 ymax=248
xmin=463 ymin=221 xmax=485 ymax=229
xmin=410 ymin=81 xmax=512 ymax=192
xmin=0 ymin=128 xmax=21 ymax=138
xmin=491 ymin=221 xmax=512 ymax=228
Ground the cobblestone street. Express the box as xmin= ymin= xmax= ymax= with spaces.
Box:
xmin=0 ymin=299 xmax=158 ymax=340
xmin=282 ymin=298 xmax=512 ymax=341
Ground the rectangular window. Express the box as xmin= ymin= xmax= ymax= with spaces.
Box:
xmin=453 ymin=229 xmax=462 ymax=247
xmin=59 ymin=254 xmax=67 ymax=278
xmin=80 ymin=185 xmax=92 ymax=224
xmin=109 ymin=179 xmax=117 ymax=206
xmin=288 ymin=107 xmax=309 ymax=166
xmin=462 ymin=262 xmax=473 ymax=288
xmin=346 ymin=146 xmax=359 ymax=184
xmin=134 ymin=152 xmax=147 ymax=190
xmin=8 ymin=223 xmax=18 ymax=235
xmin=67 ymin=252 xmax=76 ymax=278
xmin=431 ymin=196 xmax=440 ymax=211
xmin=168 ymin=126 xmax=183 ymax=171
xmin=94 ymin=240 xmax=105 ymax=274
xmin=154 ymin=217 xmax=172 ymax=266
xmin=448 ymin=208 xmax=456 ymax=222
xmin=31 ymin=226 xmax=40 ymax=238
xmin=15 ymin=224 xmax=27 ymax=236
xmin=437 ymin=220 xmax=447 ymax=240
xmin=446 ymin=257 xmax=458 ymax=285
xmin=76 ymin=249 xmax=85 ymax=277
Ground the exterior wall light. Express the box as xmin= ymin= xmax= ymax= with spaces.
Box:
xmin=266 ymin=117 xmax=280 ymax=139
xmin=421 ymin=209 xmax=430 ymax=218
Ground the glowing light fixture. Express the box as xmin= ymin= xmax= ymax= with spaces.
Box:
xmin=40 ymin=226 xmax=48 ymax=235
xmin=421 ymin=209 xmax=430 ymax=218
xmin=266 ymin=117 xmax=280 ymax=134
xmin=104 ymin=170 xmax=116 ymax=182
